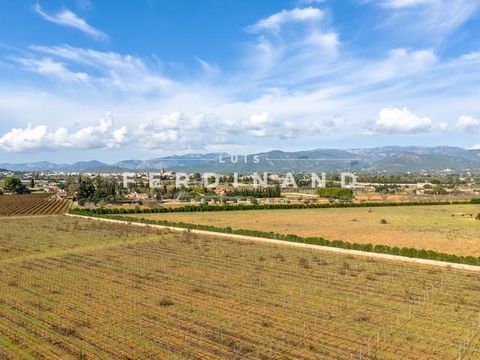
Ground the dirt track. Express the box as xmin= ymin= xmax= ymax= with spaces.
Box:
xmin=66 ymin=213 xmax=480 ymax=273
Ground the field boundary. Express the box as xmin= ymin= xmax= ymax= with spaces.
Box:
xmin=76 ymin=211 xmax=480 ymax=267
xmin=69 ymin=198 xmax=480 ymax=216
xmin=65 ymin=213 xmax=480 ymax=273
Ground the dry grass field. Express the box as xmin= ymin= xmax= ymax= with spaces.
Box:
xmin=128 ymin=204 xmax=480 ymax=257
xmin=1 ymin=216 xmax=480 ymax=359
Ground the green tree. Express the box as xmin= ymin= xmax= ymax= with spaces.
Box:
xmin=77 ymin=177 xmax=95 ymax=201
xmin=3 ymin=176 xmax=30 ymax=194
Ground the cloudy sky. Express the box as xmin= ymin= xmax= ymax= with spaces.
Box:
xmin=1 ymin=0 xmax=480 ymax=163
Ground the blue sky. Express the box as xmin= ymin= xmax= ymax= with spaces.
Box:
xmin=1 ymin=0 xmax=480 ymax=163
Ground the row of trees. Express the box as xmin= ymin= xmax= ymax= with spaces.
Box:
xmin=69 ymin=198 xmax=472 ymax=216
xmin=316 ymin=187 xmax=354 ymax=201
xmin=225 ymin=185 xmax=281 ymax=198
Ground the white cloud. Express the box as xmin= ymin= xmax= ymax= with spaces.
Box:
xmin=243 ymin=112 xmax=277 ymax=137
xmin=130 ymin=108 xmax=328 ymax=150
xmin=366 ymin=49 xmax=438 ymax=81
xmin=14 ymin=57 xmax=89 ymax=82
xmin=2 ymin=39 xmax=476 ymax=154
xmin=0 ymin=125 xmax=49 ymax=152
xmin=17 ymin=45 xmax=172 ymax=92
xmin=456 ymin=115 xmax=480 ymax=132
xmin=372 ymin=107 xmax=434 ymax=134
xmin=305 ymin=32 xmax=339 ymax=56
xmin=135 ymin=111 xmax=214 ymax=149
xmin=375 ymin=0 xmax=479 ymax=37
xmin=380 ymin=0 xmax=436 ymax=8
xmin=390 ymin=48 xmax=437 ymax=71
xmin=239 ymin=111 xmax=330 ymax=139
xmin=34 ymin=4 xmax=107 ymax=41
xmin=246 ymin=7 xmax=324 ymax=33
xmin=112 ymin=127 xmax=128 ymax=145
xmin=3 ymin=5 xmax=480 ymax=156
xmin=195 ymin=57 xmax=219 ymax=76
xmin=242 ymin=7 xmax=338 ymax=83
xmin=0 ymin=113 xmax=126 ymax=152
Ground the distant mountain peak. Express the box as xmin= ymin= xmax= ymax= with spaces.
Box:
xmin=0 ymin=146 xmax=477 ymax=173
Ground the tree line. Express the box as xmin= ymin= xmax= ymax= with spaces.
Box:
xmin=316 ymin=187 xmax=354 ymax=201
xmin=225 ymin=185 xmax=281 ymax=198
xmin=69 ymin=198 xmax=475 ymax=216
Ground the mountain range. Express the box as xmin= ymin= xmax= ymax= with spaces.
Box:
xmin=2 ymin=146 xmax=480 ymax=173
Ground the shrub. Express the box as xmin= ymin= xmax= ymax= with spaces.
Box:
xmin=355 ymin=313 xmax=371 ymax=322
xmin=313 ymin=256 xmax=327 ymax=266
xmin=158 ymin=297 xmax=174 ymax=307
xmin=273 ymin=254 xmax=286 ymax=262
xmin=298 ymin=257 xmax=311 ymax=269
xmin=52 ymin=325 xmax=77 ymax=337
xmin=380 ymin=218 xmax=388 ymax=224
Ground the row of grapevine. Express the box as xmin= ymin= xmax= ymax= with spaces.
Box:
xmin=0 ymin=194 xmax=70 ymax=216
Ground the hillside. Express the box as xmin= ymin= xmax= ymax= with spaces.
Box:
xmin=1 ymin=146 xmax=480 ymax=173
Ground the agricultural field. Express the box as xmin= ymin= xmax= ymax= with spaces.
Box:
xmin=0 ymin=194 xmax=70 ymax=216
xmin=1 ymin=216 xmax=480 ymax=359
xmin=127 ymin=204 xmax=480 ymax=257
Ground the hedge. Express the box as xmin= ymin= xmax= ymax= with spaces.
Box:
xmin=69 ymin=198 xmax=478 ymax=216
xmin=73 ymin=212 xmax=480 ymax=267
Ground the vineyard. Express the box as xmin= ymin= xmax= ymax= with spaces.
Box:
xmin=0 ymin=194 xmax=70 ymax=216
xmin=1 ymin=216 xmax=480 ymax=359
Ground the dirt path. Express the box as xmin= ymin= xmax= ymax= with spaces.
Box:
xmin=65 ymin=213 xmax=480 ymax=273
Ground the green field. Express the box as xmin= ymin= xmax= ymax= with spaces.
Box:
xmin=127 ymin=204 xmax=480 ymax=256
xmin=1 ymin=215 xmax=480 ymax=359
